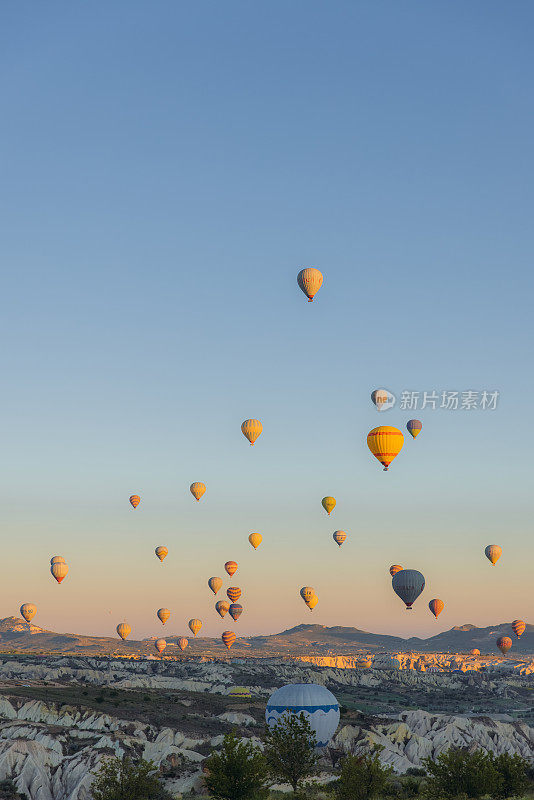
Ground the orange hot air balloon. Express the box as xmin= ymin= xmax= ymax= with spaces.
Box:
xmin=208 ymin=577 xmax=223 ymax=594
xmin=248 ymin=533 xmax=262 ymax=550
xmin=155 ymin=546 xmax=168 ymax=562
xmin=496 ymin=636 xmax=512 ymax=655
xmin=188 ymin=618 xmax=202 ymax=636
xmin=178 ymin=637 xmax=188 ymax=651
xmin=157 ymin=608 xmax=170 ymax=625
xmin=129 ymin=495 xmax=140 ymax=508
xmin=51 ymin=562 xmax=69 ymax=584
xmin=229 ymin=603 xmax=243 ymax=621
xmin=300 ymin=587 xmax=315 ymax=604
xmin=321 ymin=496 xmax=336 ymax=515
xmin=297 ymin=267 xmax=323 ymax=302
xmin=333 ymin=531 xmax=346 ymax=547
xmin=485 ymin=544 xmax=502 ymax=566
xmin=116 ymin=622 xmax=131 ymax=641
xmin=470 ymin=649 xmax=481 ymax=656
xmin=241 ymin=419 xmax=262 ymax=446
xmin=367 ymin=426 xmax=404 ymax=471
xmin=227 ymin=587 xmax=241 ymax=603
xmin=190 ymin=482 xmax=206 ymax=502
xmin=389 ymin=565 xmax=403 ymax=577
xmin=512 ymin=620 xmax=526 ymax=638
xmin=428 ymin=599 xmax=444 ymax=619
xmin=155 ymin=638 xmax=166 ymax=654
xmin=225 ymin=561 xmax=238 ymax=577
xmin=306 ymin=594 xmax=318 ymax=611
xmin=20 ymin=604 xmax=37 ymax=623
xmin=222 ymin=631 xmax=236 ymax=650
xmin=216 ymin=600 xmax=230 ymax=618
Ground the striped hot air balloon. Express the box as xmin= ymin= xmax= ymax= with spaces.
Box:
xmin=241 ymin=419 xmax=263 ymax=445
xmin=116 ymin=622 xmax=131 ymax=641
xmin=229 ymin=603 xmax=243 ymax=621
xmin=406 ymin=419 xmax=422 ymax=439
xmin=155 ymin=546 xmax=168 ymax=562
xmin=485 ymin=545 xmax=502 ymax=565
xmin=248 ymin=533 xmax=262 ymax=550
xmin=20 ymin=604 xmax=36 ymax=623
xmin=178 ymin=637 xmax=188 ymax=651
xmin=208 ymin=577 xmax=223 ymax=594
xmin=389 ymin=565 xmax=403 ymax=577
xmin=512 ymin=620 xmax=526 ymax=638
xmin=321 ymin=496 xmax=336 ymax=515
xmin=129 ymin=495 xmax=140 ymax=508
xmin=333 ymin=531 xmax=346 ymax=547
xmin=155 ymin=638 xmax=166 ymax=653
xmin=190 ymin=482 xmax=206 ymax=501
xmin=222 ymin=631 xmax=236 ymax=649
xmin=297 ymin=268 xmax=323 ymax=302
xmin=392 ymin=569 xmax=425 ymax=610
xmin=225 ymin=561 xmax=238 ymax=577
xmin=428 ymin=599 xmax=444 ymax=619
xmin=157 ymin=608 xmax=170 ymax=625
xmin=367 ymin=426 xmax=404 ymax=471
xmin=216 ymin=601 xmax=230 ymax=618
xmin=496 ymin=636 xmax=512 ymax=655
xmin=51 ymin=561 xmax=69 ymax=584
xmin=188 ymin=619 xmax=202 ymax=636
xmin=227 ymin=587 xmax=241 ymax=603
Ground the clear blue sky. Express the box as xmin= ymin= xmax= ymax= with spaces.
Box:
xmin=1 ymin=2 xmax=532 ymax=641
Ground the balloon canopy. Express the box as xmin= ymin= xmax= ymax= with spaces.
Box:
xmin=266 ymin=683 xmax=340 ymax=747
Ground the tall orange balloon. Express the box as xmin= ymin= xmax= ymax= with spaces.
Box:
xmin=225 ymin=561 xmax=238 ymax=577
xmin=155 ymin=546 xmax=168 ymax=562
xmin=512 ymin=620 xmax=525 ymax=638
xmin=428 ymin=599 xmax=444 ymax=619
xmin=190 ymin=482 xmax=206 ymax=502
xmin=485 ymin=545 xmax=502 ymax=566
xmin=227 ymin=587 xmax=241 ymax=603
xmin=297 ymin=268 xmax=323 ymax=302
xmin=241 ymin=419 xmax=263 ymax=446
xmin=116 ymin=622 xmax=131 ymax=640
xmin=129 ymin=495 xmax=140 ymax=508
xmin=222 ymin=631 xmax=236 ymax=649
xmin=248 ymin=533 xmax=262 ymax=550
xmin=367 ymin=426 xmax=404 ymax=471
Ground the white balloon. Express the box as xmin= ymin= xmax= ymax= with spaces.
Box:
xmin=265 ymin=683 xmax=340 ymax=747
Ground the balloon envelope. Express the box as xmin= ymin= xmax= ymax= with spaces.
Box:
xmin=406 ymin=419 xmax=422 ymax=438
xmin=321 ymin=496 xmax=336 ymax=515
xmin=512 ymin=620 xmax=526 ymax=638
xmin=367 ymin=426 xmax=404 ymax=470
xmin=485 ymin=545 xmax=502 ymax=565
xmin=300 ymin=587 xmax=315 ymax=603
xmin=178 ymin=637 xmax=188 ymax=651
xmin=188 ymin=619 xmax=202 ymax=636
xmin=266 ymin=683 xmax=340 ymax=747
xmin=155 ymin=638 xmax=166 ymax=653
xmin=208 ymin=577 xmax=223 ymax=594
xmin=20 ymin=604 xmax=36 ymax=623
xmin=428 ymin=599 xmax=444 ymax=619
xmin=392 ymin=569 xmax=425 ymax=609
xmin=155 ymin=546 xmax=168 ymax=562
xmin=229 ymin=603 xmax=243 ymax=621
xmin=129 ymin=495 xmax=140 ymax=508
xmin=222 ymin=631 xmax=236 ymax=649
xmin=241 ymin=419 xmax=263 ymax=445
xmin=116 ymin=623 xmax=131 ymax=640
xmin=333 ymin=531 xmax=346 ymax=547
xmin=389 ymin=565 xmax=403 ymax=577
xmin=216 ymin=601 xmax=230 ymax=618
xmin=157 ymin=608 xmax=170 ymax=625
xmin=190 ymin=482 xmax=206 ymax=501
xmin=225 ymin=561 xmax=238 ymax=577
xmin=496 ymin=636 xmax=512 ymax=655
xmin=297 ymin=267 xmax=323 ymax=302
xmin=51 ymin=562 xmax=69 ymax=584
xmin=227 ymin=587 xmax=241 ymax=602
xmin=248 ymin=532 xmax=262 ymax=550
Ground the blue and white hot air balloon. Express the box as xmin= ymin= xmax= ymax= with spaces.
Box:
xmin=265 ymin=683 xmax=340 ymax=747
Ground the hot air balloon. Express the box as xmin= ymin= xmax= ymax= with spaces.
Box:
xmin=222 ymin=631 xmax=236 ymax=649
xmin=229 ymin=603 xmax=243 ymax=621
xmin=178 ymin=637 xmax=188 ymax=651
xmin=190 ymin=482 xmax=206 ymax=502
xmin=512 ymin=620 xmax=526 ymax=638
xmin=485 ymin=545 xmax=502 ymax=566
xmin=406 ymin=419 xmax=422 ymax=439
xmin=333 ymin=531 xmax=346 ymax=547
xmin=428 ymin=599 xmax=444 ymax=619
xmin=248 ymin=533 xmax=262 ymax=550
xmin=241 ymin=419 xmax=263 ymax=446
xmin=367 ymin=426 xmax=404 ymax=471
xmin=470 ymin=649 xmax=481 ymax=656
xmin=188 ymin=618 xmax=202 ymax=636
xmin=496 ymin=636 xmax=512 ymax=655
xmin=116 ymin=622 xmax=131 ymax=640
xmin=208 ymin=577 xmax=223 ymax=594
xmin=307 ymin=594 xmax=318 ymax=611
xmin=227 ymin=587 xmax=241 ymax=603
xmin=157 ymin=608 xmax=170 ymax=625
xmin=389 ymin=565 xmax=403 ymax=577
xmin=371 ymin=389 xmax=390 ymax=411
xmin=51 ymin=562 xmax=69 ymax=584
xmin=20 ymin=604 xmax=36 ymax=623
xmin=155 ymin=546 xmax=168 ymax=562
xmin=266 ymin=684 xmax=340 ymax=747
xmin=129 ymin=495 xmax=140 ymax=508
xmin=216 ymin=601 xmax=230 ymax=618
xmin=392 ymin=569 xmax=425 ymax=610
xmin=297 ymin=268 xmax=323 ymax=302
xmin=50 ymin=556 xmax=65 ymax=565
xmin=155 ymin=638 xmax=166 ymax=653
xmin=321 ymin=496 xmax=336 ymax=515
xmin=300 ymin=587 xmax=315 ymax=604
xmin=225 ymin=561 xmax=238 ymax=577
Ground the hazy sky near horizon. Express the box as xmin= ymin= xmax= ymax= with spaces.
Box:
xmin=1 ymin=2 xmax=533 ymax=642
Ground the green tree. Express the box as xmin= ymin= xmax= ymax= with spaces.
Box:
xmin=203 ymin=731 xmax=269 ymax=800
xmin=91 ymin=756 xmax=172 ymax=800
xmin=263 ymin=712 xmax=318 ymax=794
xmin=422 ymin=748 xmax=500 ymax=799
xmin=492 ymin=752 xmax=532 ymax=799
xmin=335 ymin=752 xmax=393 ymax=800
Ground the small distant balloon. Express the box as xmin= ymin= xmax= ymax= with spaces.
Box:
xmin=129 ymin=495 xmax=140 ymax=509
xmin=155 ymin=546 xmax=168 ymax=562
xmin=225 ymin=561 xmax=238 ymax=577
xmin=116 ymin=622 xmax=131 ymax=641
xmin=20 ymin=604 xmax=36 ymax=623
xmin=229 ymin=603 xmax=243 ymax=621
xmin=51 ymin=562 xmax=69 ymax=584
xmin=222 ymin=631 xmax=236 ymax=649
xmin=367 ymin=426 xmax=404 ymax=471
xmin=241 ymin=419 xmax=263 ymax=446
xmin=321 ymin=496 xmax=336 ymax=515
xmin=485 ymin=545 xmax=502 ymax=566
xmin=496 ymin=636 xmax=512 ymax=655
xmin=157 ymin=608 xmax=170 ymax=625
xmin=512 ymin=620 xmax=525 ymax=638
xmin=297 ymin=267 xmax=323 ymax=302
xmin=333 ymin=531 xmax=346 ymax=547
xmin=248 ymin=533 xmax=262 ymax=550
xmin=155 ymin=638 xmax=166 ymax=653
xmin=208 ymin=577 xmax=223 ymax=594
xmin=188 ymin=619 xmax=202 ymax=636
xmin=392 ymin=569 xmax=425 ymax=610
xmin=178 ymin=637 xmax=188 ymax=651
xmin=428 ymin=599 xmax=444 ymax=619
xmin=470 ymin=649 xmax=480 ymax=656
xmin=190 ymin=482 xmax=206 ymax=502
xmin=216 ymin=600 xmax=230 ymax=618
xmin=227 ymin=587 xmax=241 ymax=603
xmin=406 ymin=419 xmax=422 ymax=439
xmin=389 ymin=565 xmax=403 ymax=577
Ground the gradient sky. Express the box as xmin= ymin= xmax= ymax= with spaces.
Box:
xmin=1 ymin=2 xmax=533 ymax=642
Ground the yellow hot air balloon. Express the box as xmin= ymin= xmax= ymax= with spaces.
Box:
xmin=333 ymin=531 xmax=346 ymax=547
xmin=225 ymin=561 xmax=238 ymax=577
xmin=188 ymin=618 xmax=202 ymax=636
xmin=222 ymin=631 xmax=236 ymax=649
xmin=321 ymin=496 xmax=336 ymax=515
xmin=216 ymin=600 xmax=230 ymax=618
xmin=51 ymin=562 xmax=69 ymax=584
xmin=485 ymin=544 xmax=502 ymax=566
xmin=297 ymin=267 xmax=323 ymax=302
xmin=178 ymin=637 xmax=188 ymax=651
xmin=208 ymin=577 xmax=223 ymax=594
xmin=512 ymin=620 xmax=526 ymax=638
xmin=190 ymin=482 xmax=206 ymax=502
xmin=367 ymin=426 xmax=404 ymax=471
xmin=248 ymin=533 xmax=262 ymax=550
xmin=129 ymin=495 xmax=140 ymax=508
xmin=389 ymin=565 xmax=403 ymax=577
xmin=307 ymin=594 xmax=318 ymax=611
xmin=241 ymin=419 xmax=263 ymax=445
xmin=157 ymin=608 xmax=170 ymax=625
xmin=155 ymin=546 xmax=168 ymax=562
xmin=20 ymin=604 xmax=36 ymax=623
xmin=116 ymin=622 xmax=131 ymax=640
xmin=428 ymin=599 xmax=444 ymax=619
xmin=155 ymin=638 xmax=166 ymax=653
xmin=300 ymin=586 xmax=315 ymax=604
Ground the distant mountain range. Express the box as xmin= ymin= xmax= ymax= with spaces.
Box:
xmin=0 ymin=617 xmax=531 ymax=656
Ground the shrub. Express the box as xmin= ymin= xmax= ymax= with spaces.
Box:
xmin=263 ymin=712 xmax=318 ymax=793
xmin=335 ymin=752 xmax=393 ymax=799
xmin=422 ymin=748 xmax=500 ymax=798
xmin=91 ymin=756 xmax=172 ymax=799
xmin=203 ymin=731 xmax=268 ymax=800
